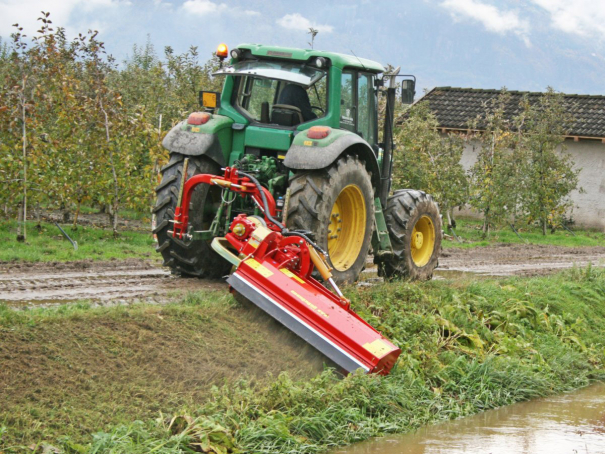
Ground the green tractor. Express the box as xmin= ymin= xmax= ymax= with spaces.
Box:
xmin=154 ymin=43 xmax=441 ymax=284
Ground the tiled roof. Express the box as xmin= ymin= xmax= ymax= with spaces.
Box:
xmin=417 ymin=87 xmax=605 ymax=139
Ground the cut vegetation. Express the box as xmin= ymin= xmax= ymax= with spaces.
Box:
xmin=1 ymin=268 xmax=604 ymax=453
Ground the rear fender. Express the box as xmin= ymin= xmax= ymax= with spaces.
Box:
xmin=162 ymin=115 xmax=234 ymax=166
xmin=283 ymin=129 xmax=380 ymax=188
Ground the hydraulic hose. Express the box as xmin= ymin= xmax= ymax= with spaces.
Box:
xmin=237 ymin=170 xmax=285 ymax=230
xmin=237 ymin=170 xmax=328 ymax=256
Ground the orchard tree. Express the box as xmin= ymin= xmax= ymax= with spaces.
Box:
xmin=0 ymin=11 xmax=243 ymax=234
xmin=516 ymin=88 xmax=579 ymax=234
xmin=0 ymin=21 xmax=43 ymax=240
xmin=468 ymin=90 xmax=517 ymax=236
xmin=30 ymin=19 xmax=101 ymax=226
xmin=393 ymin=102 xmax=468 ymax=229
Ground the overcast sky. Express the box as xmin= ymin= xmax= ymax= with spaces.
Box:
xmin=1 ymin=0 xmax=604 ymax=95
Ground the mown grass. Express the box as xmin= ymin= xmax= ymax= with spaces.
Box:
xmin=443 ymin=218 xmax=605 ymax=248
xmin=1 ymin=268 xmax=604 ymax=453
xmin=0 ymin=290 xmax=327 ymax=453
xmin=0 ymin=221 xmax=158 ymax=262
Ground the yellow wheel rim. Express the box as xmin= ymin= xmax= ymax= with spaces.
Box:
xmin=411 ymin=215 xmax=436 ymax=267
xmin=327 ymin=185 xmax=366 ymax=271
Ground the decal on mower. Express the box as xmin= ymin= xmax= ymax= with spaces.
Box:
xmin=291 ymin=290 xmax=330 ymax=319
xmin=363 ymin=339 xmax=393 ymax=358
xmin=244 ymin=258 xmax=273 ymax=278
xmin=280 ymin=267 xmax=306 ymax=284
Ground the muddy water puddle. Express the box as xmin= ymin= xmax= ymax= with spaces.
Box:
xmin=335 ymin=383 xmax=605 ymax=454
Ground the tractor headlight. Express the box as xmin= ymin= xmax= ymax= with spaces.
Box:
xmin=314 ymin=57 xmax=327 ymax=68
xmin=230 ymin=48 xmax=242 ymax=60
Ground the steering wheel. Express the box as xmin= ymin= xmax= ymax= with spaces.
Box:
xmin=311 ymin=105 xmax=325 ymax=115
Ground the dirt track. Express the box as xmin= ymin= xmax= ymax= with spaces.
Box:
xmin=0 ymin=258 xmax=225 ymax=308
xmin=1 ymin=244 xmax=604 ymax=308
xmin=438 ymin=244 xmax=605 ymax=276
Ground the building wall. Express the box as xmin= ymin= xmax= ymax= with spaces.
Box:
xmin=457 ymin=138 xmax=605 ymax=231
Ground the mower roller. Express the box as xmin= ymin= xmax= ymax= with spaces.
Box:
xmin=170 ymin=166 xmax=401 ymax=375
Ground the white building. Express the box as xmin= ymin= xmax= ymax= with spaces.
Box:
xmin=418 ymin=87 xmax=605 ymax=231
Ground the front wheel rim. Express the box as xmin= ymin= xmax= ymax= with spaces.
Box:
xmin=411 ymin=215 xmax=436 ymax=267
xmin=327 ymin=185 xmax=366 ymax=271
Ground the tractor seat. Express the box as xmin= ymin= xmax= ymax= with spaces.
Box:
xmin=271 ymin=104 xmax=304 ymax=127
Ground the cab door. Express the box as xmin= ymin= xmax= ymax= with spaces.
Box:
xmin=339 ymin=70 xmax=378 ymax=148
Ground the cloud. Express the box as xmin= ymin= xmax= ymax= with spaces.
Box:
xmin=276 ymin=13 xmax=333 ymax=33
xmin=180 ymin=1 xmax=257 ymax=19
xmin=440 ymin=0 xmax=530 ymax=45
xmin=181 ymin=0 xmax=227 ymax=16
xmin=530 ymin=1 xmax=605 ymax=40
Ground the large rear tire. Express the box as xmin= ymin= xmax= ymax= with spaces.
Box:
xmin=286 ymin=155 xmax=374 ymax=285
xmin=153 ymin=153 xmax=231 ymax=278
xmin=376 ymin=189 xmax=442 ymax=280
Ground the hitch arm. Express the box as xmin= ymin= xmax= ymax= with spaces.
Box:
xmin=171 ymin=169 xmax=278 ymax=240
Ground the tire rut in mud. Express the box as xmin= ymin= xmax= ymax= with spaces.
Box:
xmin=0 ymin=259 xmax=226 ymax=308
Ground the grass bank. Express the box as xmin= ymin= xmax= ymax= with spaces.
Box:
xmin=0 ymin=221 xmax=157 ymax=263
xmin=1 ymin=268 xmax=604 ymax=453
xmin=443 ymin=218 xmax=605 ymax=248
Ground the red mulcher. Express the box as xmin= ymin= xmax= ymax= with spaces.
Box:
xmin=171 ymin=166 xmax=401 ymax=375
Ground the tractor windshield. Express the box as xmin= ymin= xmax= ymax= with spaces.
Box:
xmin=214 ymin=60 xmax=325 ymax=87
xmin=216 ymin=60 xmax=327 ymax=126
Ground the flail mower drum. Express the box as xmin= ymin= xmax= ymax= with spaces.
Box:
xmin=170 ymin=166 xmax=401 ymax=375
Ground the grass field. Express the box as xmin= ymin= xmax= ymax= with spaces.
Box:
xmin=0 ymin=221 xmax=157 ymax=263
xmin=443 ymin=218 xmax=605 ymax=248
xmin=0 ymin=217 xmax=602 ymax=265
xmin=1 ymin=267 xmax=604 ymax=453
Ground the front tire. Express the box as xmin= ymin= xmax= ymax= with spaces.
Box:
xmin=287 ymin=155 xmax=374 ymax=284
xmin=152 ymin=153 xmax=231 ymax=278
xmin=376 ymin=189 xmax=442 ymax=280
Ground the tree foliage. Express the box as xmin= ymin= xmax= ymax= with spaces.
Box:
xmin=393 ymin=90 xmax=580 ymax=237
xmin=515 ymin=89 xmax=579 ymax=234
xmin=0 ymin=13 xmax=223 ymax=237
xmin=393 ymin=102 xmax=468 ymax=227
xmin=467 ymin=91 xmax=518 ymax=235
xmin=467 ymin=89 xmax=580 ymax=236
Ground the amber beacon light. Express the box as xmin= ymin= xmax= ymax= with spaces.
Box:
xmin=216 ymin=43 xmax=228 ymax=60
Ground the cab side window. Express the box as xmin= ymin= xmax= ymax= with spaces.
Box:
xmin=357 ymin=73 xmax=377 ymax=145
xmin=339 ymin=70 xmax=377 ymax=146
xmin=340 ymin=71 xmax=355 ymax=132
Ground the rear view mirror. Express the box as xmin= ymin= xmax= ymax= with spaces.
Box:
xmin=401 ymin=79 xmax=415 ymax=104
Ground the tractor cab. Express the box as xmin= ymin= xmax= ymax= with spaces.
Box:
xmin=202 ymin=44 xmax=387 ymax=161
xmin=213 ymin=58 xmax=328 ymax=126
